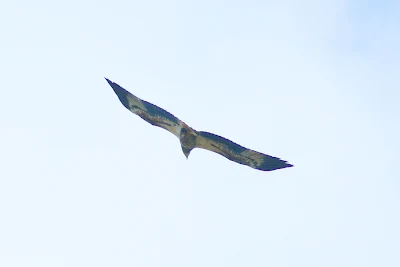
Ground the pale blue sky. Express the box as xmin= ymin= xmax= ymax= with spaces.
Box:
xmin=1 ymin=1 xmax=399 ymax=266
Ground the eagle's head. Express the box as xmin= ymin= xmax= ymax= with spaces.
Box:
xmin=181 ymin=146 xmax=192 ymax=158
xmin=180 ymin=127 xmax=196 ymax=158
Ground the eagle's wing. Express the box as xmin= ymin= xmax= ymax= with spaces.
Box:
xmin=106 ymin=78 xmax=183 ymax=138
xmin=196 ymin=131 xmax=293 ymax=171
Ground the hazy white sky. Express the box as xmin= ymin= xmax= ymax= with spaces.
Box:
xmin=1 ymin=1 xmax=399 ymax=266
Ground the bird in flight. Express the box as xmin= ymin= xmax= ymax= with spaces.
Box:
xmin=106 ymin=78 xmax=293 ymax=171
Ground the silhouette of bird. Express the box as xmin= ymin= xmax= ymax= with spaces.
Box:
xmin=106 ymin=78 xmax=293 ymax=171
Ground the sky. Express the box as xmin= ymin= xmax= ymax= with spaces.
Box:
xmin=1 ymin=0 xmax=399 ymax=266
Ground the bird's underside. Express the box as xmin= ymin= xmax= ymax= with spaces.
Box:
xmin=106 ymin=78 xmax=293 ymax=171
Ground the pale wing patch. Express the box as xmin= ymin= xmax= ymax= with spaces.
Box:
xmin=126 ymin=93 xmax=146 ymax=111
xmin=195 ymin=134 xmax=224 ymax=154
xmin=161 ymin=120 xmax=182 ymax=138
xmin=239 ymin=150 xmax=266 ymax=168
xmin=130 ymin=101 xmax=183 ymax=138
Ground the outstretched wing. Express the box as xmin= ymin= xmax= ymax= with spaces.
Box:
xmin=196 ymin=131 xmax=293 ymax=171
xmin=106 ymin=78 xmax=183 ymax=138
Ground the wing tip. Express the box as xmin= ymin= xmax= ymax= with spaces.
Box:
xmin=105 ymin=78 xmax=131 ymax=110
xmin=270 ymin=163 xmax=293 ymax=171
xmin=258 ymin=159 xmax=294 ymax=171
xmin=104 ymin=77 xmax=112 ymax=84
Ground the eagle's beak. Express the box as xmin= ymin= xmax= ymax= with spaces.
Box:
xmin=184 ymin=151 xmax=190 ymax=159
xmin=182 ymin=146 xmax=191 ymax=159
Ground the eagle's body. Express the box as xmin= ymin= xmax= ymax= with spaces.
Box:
xmin=106 ymin=78 xmax=293 ymax=171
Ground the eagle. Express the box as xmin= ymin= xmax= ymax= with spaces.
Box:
xmin=106 ymin=78 xmax=293 ymax=171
